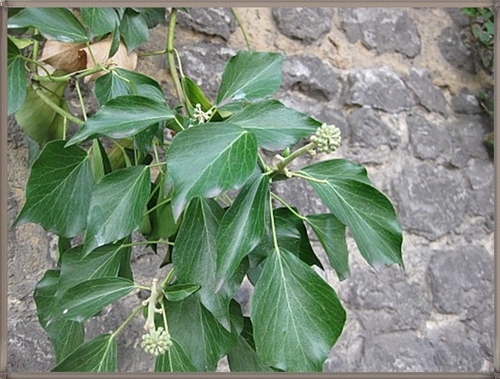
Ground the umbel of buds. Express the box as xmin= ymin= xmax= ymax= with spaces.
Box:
xmin=193 ymin=103 xmax=213 ymax=124
xmin=310 ymin=123 xmax=342 ymax=154
xmin=141 ymin=327 xmax=173 ymax=356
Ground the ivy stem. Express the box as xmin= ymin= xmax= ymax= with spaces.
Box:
xmin=138 ymin=49 xmax=168 ymax=58
xmin=111 ymin=304 xmax=143 ymax=338
xmin=143 ymin=197 xmax=172 ymax=217
xmin=268 ymin=190 xmax=280 ymax=253
xmin=290 ymin=170 xmax=328 ymax=184
xmin=30 ymin=29 xmax=40 ymax=71
xmin=231 ymin=8 xmax=252 ymax=51
xmin=258 ymin=153 xmax=273 ymax=174
xmin=32 ymin=64 xmax=107 ymax=83
xmin=74 ymin=80 xmax=87 ymax=121
xmin=32 ymin=83 xmax=84 ymax=126
xmin=274 ymin=142 xmax=316 ymax=173
xmin=167 ymin=8 xmax=191 ymax=117
xmin=161 ymin=267 xmax=176 ymax=288
xmin=270 ymin=192 xmax=306 ymax=221
xmin=144 ymin=278 xmax=162 ymax=331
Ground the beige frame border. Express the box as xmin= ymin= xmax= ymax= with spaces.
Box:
xmin=0 ymin=1 xmax=497 ymax=378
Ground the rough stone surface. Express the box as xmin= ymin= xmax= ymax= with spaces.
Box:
xmin=445 ymin=8 xmax=471 ymax=28
xmin=342 ymin=66 xmax=415 ymax=113
xmin=177 ymin=8 xmax=236 ymax=40
xmin=281 ymin=54 xmax=340 ymax=101
xmin=348 ymin=107 xmax=399 ymax=149
xmin=406 ymin=67 xmax=448 ymax=116
xmin=340 ymin=8 xmax=421 ymax=58
xmin=438 ymin=26 xmax=475 ymax=74
xmin=177 ymin=42 xmax=236 ymax=98
xmin=361 ymin=332 xmax=438 ymax=372
xmin=272 ymin=8 xmax=333 ymax=44
xmin=451 ymin=88 xmax=483 ymax=115
xmin=391 ymin=162 xmax=468 ymax=241
xmin=407 ymin=113 xmax=452 ymax=160
xmin=428 ymin=246 xmax=493 ymax=318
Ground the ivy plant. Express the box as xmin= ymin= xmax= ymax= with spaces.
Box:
xmin=7 ymin=7 xmax=404 ymax=372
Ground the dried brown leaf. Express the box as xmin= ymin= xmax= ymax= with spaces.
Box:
xmin=40 ymin=41 xmax=87 ymax=73
xmin=83 ymin=38 xmax=138 ymax=82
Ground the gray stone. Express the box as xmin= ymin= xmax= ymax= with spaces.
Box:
xmin=178 ymin=43 xmax=236 ymax=98
xmin=272 ymin=8 xmax=333 ymax=44
xmin=345 ymin=266 xmax=430 ymax=334
xmin=467 ymin=308 xmax=494 ymax=359
xmin=464 ymin=159 xmax=494 ymax=220
xmin=438 ymin=26 xmax=475 ymax=74
xmin=281 ymin=54 xmax=340 ymax=101
xmin=340 ymin=8 xmax=421 ymax=58
xmin=426 ymin=323 xmax=484 ymax=371
xmin=361 ymin=332 xmax=438 ymax=372
xmin=445 ymin=8 xmax=471 ymax=28
xmin=342 ymin=66 xmax=414 ymax=113
xmin=348 ymin=107 xmax=399 ymax=149
xmin=177 ymin=8 xmax=236 ymax=40
xmin=451 ymin=88 xmax=482 ymax=115
xmin=446 ymin=116 xmax=490 ymax=168
xmin=391 ymin=162 xmax=468 ymax=241
xmin=428 ymin=246 xmax=493 ymax=317
xmin=406 ymin=67 xmax=448 ymax=116
xmin=407 ymin=113 xmax=452 ymax=160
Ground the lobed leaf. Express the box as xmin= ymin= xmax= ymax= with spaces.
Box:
xmin=83 ymin=165 xmax=151 ymax=255
xmin=300 ymin=159 xmax=404 ymax=270
xmin=81 ymin=8 xmax=120 ymax=37
xmin=13 ymin=141 xmax=93 ymax=238
xmin=251 ymin=249 xmax=346 ymax=372
xmin=166 ymin=122 xmax=258 ymax=220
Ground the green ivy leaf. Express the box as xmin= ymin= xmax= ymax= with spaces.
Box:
xmin=138 ymin=8 xmax=166 ymax=29
xmin=7 ymin=38 xmax=27 ymax=116
xmin=83 ymin=165 xmax=150 ymax=255
xmin=182 ymin=76 xmax=214 ymax=112
xmin=13 ymin=141 xmax=93 ymax=238
xmin=173 ymin=198 xmax=231 ymax=328
xmin=227 ymin=100 xmax=321 ymax=151
xmin=52 ymin=334 xmax=117 ymax=372
xmin=251 ymin=249 xmax=346 ymax=372
xmin=90 ymin=139 xmax=112 ymax=182
xmin=58 ymin=277 xmax=135 ymax=322
xmin=166 ymin=295 xmax=238 ymax=371
xmin=67 ymin=95 xmax=174 ymax=146
xmin=120 ymin=8 xmax=149 ymax=53
xmin=8 ymin=8 xmax=89 ymax=43
xmin=162 ymin=283 xmax=201 ymax=302
xmin=81 ymin=8 xmax=120 ymax=37
xmin=227 ymin=317 xmax=273 ymax=372
xmin=306 ymin=214 xmax=350 ymax=281
xmin=215 ymin=174 xmax=270 ymax=288
xmin=300 ymin=159 xmax=404 ymax=270
xmin=216 ymin=51 xmax=284 ymax=106
xmin=154 ymin=338 xmax=197 ymax=372
xmin=167 ymin=123 xmax=258 ymax=220
xmin=33 ymin=270 xmax=84 ymax=363
xmin=15 ymin=81 xmax=67 ymax=145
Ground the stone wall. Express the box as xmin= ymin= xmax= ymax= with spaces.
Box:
xmin=7 ymin=7 xmax=494 ymax=372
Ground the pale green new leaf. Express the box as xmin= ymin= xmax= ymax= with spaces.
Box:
xmin=216 ymin=174 xmax=269 ymax=288
xmin=154 ymin=338 xmax=197 ymax=372
xmin=52 ymin=334 xmax=117 ymax=372
xmin=66 ymin=96 xmax=174 ymax=146
xmin=58 ymin=277 xmax=135 ymax=322
xmin=8 ymin=8 xmax=89 ymax=43
xmin=227 ymin=100 xmax=321 ymax=151
xmin=251 ymin=249 xmax=346 ymax=372
xmin=167 ymin=123 xmax=258 ymax=220
xmin=13 ymin=141 xmax=93 ymax=238
xmin=84 ymin=165 xmax=150 ymax=255
xmin=216 ymin=51 xmax=284 ymax=106
xmin=306 ymin=214 xmax=350 ymax=281
xmin=300 ymin=159 xmax=403 ymax=269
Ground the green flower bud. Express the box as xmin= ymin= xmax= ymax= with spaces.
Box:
xmin=141 ymin=327 xmax=173 ymax=356
xmin=310 ymin=123 xmax=341 ymax=154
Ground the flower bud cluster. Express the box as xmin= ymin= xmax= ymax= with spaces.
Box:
xmin=141 ymin=327 xmax=173 ymax=356
xmin=310 ymin=123 xmax=341 ymax=154
xmin=193 ymin=103 xmax=213 ymax=124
